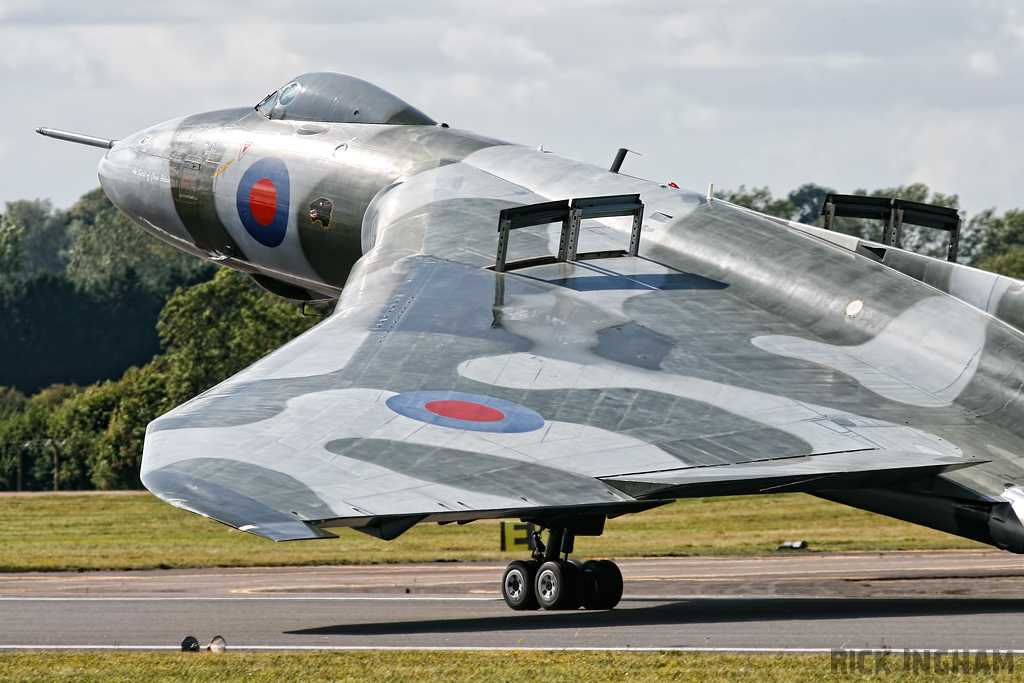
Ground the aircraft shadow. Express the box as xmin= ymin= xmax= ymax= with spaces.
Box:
xmin=286 ymin=597 xmax=1024 ymax=637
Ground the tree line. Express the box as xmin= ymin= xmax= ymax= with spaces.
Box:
xmin=0 ymin=191 xmax=320 ymax=490
xmin=715 ymin=182 xmax=1024 ymax=274
xmin=1 ymin=183 xmax=1022 ymax=490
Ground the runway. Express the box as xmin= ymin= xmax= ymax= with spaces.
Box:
xmin=2 ymin=550 xmax=1024 ymax=651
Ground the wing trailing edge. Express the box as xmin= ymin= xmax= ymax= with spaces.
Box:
xmin=601 ymin=450 xmax=980 ymax=499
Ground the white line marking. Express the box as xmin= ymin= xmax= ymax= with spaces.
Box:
xmin=0 ymin=596 xmax=720 ymax=602
xmin=0 ymin=596 xmax=500 ymax=602
xmin=2 ymin=645 xmax=1024 ymax=654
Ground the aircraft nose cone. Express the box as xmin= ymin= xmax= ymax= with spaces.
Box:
xmin=97 ymin=137 xmax=144 ymax=217
xmin=97 ymin=119 xmax=194 ymax=247
xmin=97 ymin=138 xmax=132 ymax=182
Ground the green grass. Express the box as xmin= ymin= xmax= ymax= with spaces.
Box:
xmin=0 ymin=492 xmax=985 ymax=572
xmin=0 ymin=650 xmax=1016 ymax=682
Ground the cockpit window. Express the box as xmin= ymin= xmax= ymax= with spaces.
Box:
xmin=259 ymin=73 xmax=436 ymax=126
xmin=255 ymin=91 xmax=276 ymax=117
xmin=278 ymin=83 xmax=300 ymax=107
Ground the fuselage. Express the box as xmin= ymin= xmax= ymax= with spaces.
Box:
xmin=99 ymin=106 xmax=509 ymax=301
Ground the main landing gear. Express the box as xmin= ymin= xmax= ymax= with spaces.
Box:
xmin=501 ymin=527 xmax=623 ymax=611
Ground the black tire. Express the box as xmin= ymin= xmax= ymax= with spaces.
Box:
xmin=535 ymin=560 xmax=582 ymax=610
xmin=580 ymin=560 xmax=602 ymax=609
xmin=502 ymin=560 xmax=540 ymax=610
xmin=581 ymin=559 xmax=623 ymax=610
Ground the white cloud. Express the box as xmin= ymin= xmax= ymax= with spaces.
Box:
xmin=0 ymin=24 xmax=304 ymax=91
xmin=654 ymin=13 xmax=706 ymax=44
xmin=648 ymin=8 xmax=869 ymax=71
xmin=1007 ymin=4 xmax=1024 ymax=45
xmin=449 ymin=0 xmax=635 ymax=19
xmin=905 ymin=114 xmax=1013 ymax=205
xmin=670 ymin=103 xmax=720 ymax=131
xmin=440 ymin=28 xmax=554 ymax=71
xmin=3 ymin=0 xmax=1024 ymax=218
xmin=966 ymin=50 xmax=1000 ymax=77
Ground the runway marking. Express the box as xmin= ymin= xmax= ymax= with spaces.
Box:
xmin=231 ymin=579 xmax=509 ymax=593
xmin=4 ymin=561 xmax=1019 ymax=585
xmin=0 ymin=596 xmax=501 ymax=602
xmin=620 ymin=566 xmax=1024 ymax=580
xmin=0 ymin=566 xmax=512 ymax=581
xmin=5 ymin=594 xmax=969 ymax=602
xmin=0 ymin=551 xmax=1014 ymax=583
xmin=0 ymin=596 xmax=743 ymax=603
xmin=4 ymin=645 xmax=1024 ymax=655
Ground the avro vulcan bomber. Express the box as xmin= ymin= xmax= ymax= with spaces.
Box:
xmin=38 ymin=73 xmax=1024 ymax=611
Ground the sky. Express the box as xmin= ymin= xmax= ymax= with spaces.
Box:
xmin=1 ymin=0 xmax=1022 ymax=218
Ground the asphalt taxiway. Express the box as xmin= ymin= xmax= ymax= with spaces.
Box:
xmin=2 ymin=550 xmax=1024 ymax=651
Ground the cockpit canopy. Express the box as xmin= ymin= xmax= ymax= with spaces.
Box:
xmin=256 ymin=72 xmax=435 ymax=126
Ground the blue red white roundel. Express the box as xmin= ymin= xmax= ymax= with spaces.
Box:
xmin=236 ymin=157 xmax=290 ymax=247
xmin=385 ymin=391 xmax=545 ymax=433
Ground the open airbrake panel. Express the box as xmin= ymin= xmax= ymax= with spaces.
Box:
xmin=819 ymin=193 xmax=963 ymax=263
xmin=490 ymin=194 xmax=644 ymax=272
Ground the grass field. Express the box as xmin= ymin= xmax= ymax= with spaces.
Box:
xmin=0 ymin=492 xmax=985 ymax=572
xmin=0 ymin=650 xmax=1016 ymax=682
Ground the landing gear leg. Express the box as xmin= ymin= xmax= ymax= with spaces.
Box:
xmin=535 ymin=527 xmax=582 ymax=610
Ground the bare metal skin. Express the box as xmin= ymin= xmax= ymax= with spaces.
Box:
xmin=40 ymin=73 xmax=1024 ymax=610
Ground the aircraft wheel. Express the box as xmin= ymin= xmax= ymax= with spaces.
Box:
xmin=580 ymin=559 xmax=623 ymax=610
xmin=502 ymin=560 xmax=540 ymax=610
xmin=535 ymin=560 xmax=582 ymax=610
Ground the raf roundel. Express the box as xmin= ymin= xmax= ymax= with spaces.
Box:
xmin=385 ymin=391 xmax=545 ymax=434
xmin=236 ymin=157 xmax=290 ymax=247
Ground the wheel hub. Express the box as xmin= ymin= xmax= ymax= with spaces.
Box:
xmin=537 ymin=568 xmax=557 ymax=602
xmin=505 ymin=570 xmax=525 ymax=600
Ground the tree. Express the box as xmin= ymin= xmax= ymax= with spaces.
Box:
xmin=43 ymin=364 xmax=170 ymax=490
xmin=3 ymin=199 xmax=65 ymax=276
xmin=157 ymin=268 xmax=321 ymax=407
xmin=0 ymin=384 xmax=80 ymax=491
xmin=969 ymin=210 xmax=1024 ymax=264
xmin=0 ymin=272 xmax=167 ymax=394
xmin=715 ymin=183 xmax=838 ymax=224
xmin=1 ymin=186 xmax=219 ymax=395
xmin=89 ymin=364 xmax=169 ymax=489
xmin=715 ymin=186 xmax=796 ymax=219
xmin=45 ymin=380 xmax=123 ymax=490
xmin=0 ymin=387 xmax=25 ymax=421
xmin=64 ymin=207 xmax=214 ymax=297
xmin=76 ymin=270 xmax=320 ymax=488
xmin=0 ymin=214 xmax=24 ymax=280
xmin=786 ymin=183 xmax=835 ymax=225
xmin=0 ymin=266 xmax=323 ymax=490
xmin=976 ymin=246 xmax=1024 ymax=280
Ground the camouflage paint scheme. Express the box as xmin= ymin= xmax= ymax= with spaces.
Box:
xmin=93 ymin=74 xmax=1024 ymax=555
